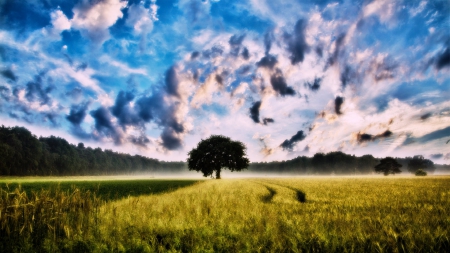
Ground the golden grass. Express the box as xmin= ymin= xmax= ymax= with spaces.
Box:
xmin=1 ymin=176 xmax=449 ymax=252
xmin=95 ymin=176 xmax=450 ymax=252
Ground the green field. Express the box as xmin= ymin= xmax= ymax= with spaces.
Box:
xmin=0 ymin=177 xmax=200 ymax=200
xmin=1 ymin=176 xmax=449 ymax=252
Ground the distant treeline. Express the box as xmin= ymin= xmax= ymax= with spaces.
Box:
xmin=0 ymin=126 xmax=185 ymax=176
xmin=1 ymin=125 xmax=448 ymax=176
xmin=249 ymin=152 xmax=442 ymax=175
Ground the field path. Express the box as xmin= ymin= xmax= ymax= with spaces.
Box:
xmin=92 ymin=177 xmax=450 ymax=252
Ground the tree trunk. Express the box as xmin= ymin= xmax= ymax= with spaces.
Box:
xmin=215 ymin=169 xmax=221 ymax=179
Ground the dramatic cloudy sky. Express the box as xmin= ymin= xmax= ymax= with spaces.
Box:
xmin=0 ymin=0 xmax=449 ymax=163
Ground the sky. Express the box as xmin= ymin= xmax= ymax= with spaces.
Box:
xmin=0 ymin=0 xmax=449 ymax=163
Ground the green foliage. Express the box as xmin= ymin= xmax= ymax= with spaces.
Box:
xmin=0 ymin=179 xmax=199 ymax=252
xmin=407 ymin=155 xmax=434 ymax=175
xmin=0 ymin=125 xmax=185 ymax=176
xmin=0 ymin=186 xmax=101 ymax=252
xmin=415 ymin=169 xmax=427 ymax=176
xmin=187 ymin=135 xmax=249 ymax=178
xmin=374 ymin=157 xmax=402 ymax=175
xmin=1 ymin=179 xmax=199 ymax=201
xmin=250 ymin=151 xmax=380 ymax=175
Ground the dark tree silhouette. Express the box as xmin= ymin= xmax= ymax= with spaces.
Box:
xmin=374 ymin=157 xmax=402 ymax=176
xmin=407 ymin=155 xmax=428 ymax=173
xmin=187 ymin=135 xmax=249 ymax=179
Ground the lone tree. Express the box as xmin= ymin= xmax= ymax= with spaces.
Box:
xmin=187 ymin=135 xmax=249 ymax=179
xmin=374 ymin=157 xmax=402 ymax=176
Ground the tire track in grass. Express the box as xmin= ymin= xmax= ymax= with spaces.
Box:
xmin=261 ymin=186 xmax=277 ymax=203
xmin=252 ymin=180 xmax=306 ymax=203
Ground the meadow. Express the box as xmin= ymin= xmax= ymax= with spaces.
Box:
xmin=1 ymin=176 xmax=449 ymax=252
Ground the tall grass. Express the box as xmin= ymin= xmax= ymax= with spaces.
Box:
xmin=0 ymin=185 xmax=102 ymax=252
xmin=1 ymin=176 xmax=449 ymax=252
xmin=97 ymin=177 xmax=450 ymax=252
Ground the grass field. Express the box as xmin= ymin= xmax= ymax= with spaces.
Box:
xmin=0 ymin=177 xmax=200 ymax=200
xmin=1 ymin=176 xmax=449 ymax=252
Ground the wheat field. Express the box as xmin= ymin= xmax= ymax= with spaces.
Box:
xmin=1 ymin=176 xmax=449 ymax=252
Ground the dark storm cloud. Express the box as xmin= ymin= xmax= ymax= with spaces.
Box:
xmin=76 ymin=62 xmax=88 ymax=72
xmin=340 ymin=66 xmax=352 ymax=89
xmin=249 ymin=101 xmax=261 ymax=123
xmin=305 ymin=77 xmax=321 ymax=91
xmin=229 ymin=34 xmax=246 ymax=56
xmin=135 ymin=90 xmax=185 ymax=149
xmin=315 ymin=46 xmax=323 ymax=58
xmin=257 ymin=54 xmax=277 ymax=70
xmin=229 ymin=34 xmax=245 ymax=46
xmin=202 ymin=46 xmax=223 ymax=59
xmin=70 ymin=125 xmax=92 ymax=140
xmin=165 ymin=65 xmax=180 ymax=97
xmin=136 ymin=92 xmax=165 ymax=122
xmin=43 ymin=112 xmax=59 ymax=126
xmin=357 ymin=130 xmax=392 ymax=143
xmin=66 ymin=87 xmax=83 ymax=100
xmin=91 ymin=107 xmax=114 ymax=131
xmin=270 ymin=69 xmax=295 ymax=96
xmin=241 ymin=47 xmax=250 ymax=60
xmin=111 ymin=90 xmax=141 ymax=128
xmin=25 ymin=75 xmax=53 ymax=105
xmin=328 ymin=33 xmax=346 ymax=67
xmin=430 ymin=153 xmax=443 ymax=159
xmin=63 ymin=53 xmax=73 ymax=66
xmin=161 ymin=128 xmax=182 ymax=150
xmin=334 ymin=96 xmax=344 ymax=115
xmin=435 ymin=46 xmax=450 ymax=70
xmin=215 ymin=74 xmax=223 ymax=86
xmin=285 ymin=19 xmax=309 ymax=65
xmin=238 ymin=65 xmax=251 ymax=75
xmin=90 ymin=107 xmax=121 ymax=143
xmin=415 ymin=126 xmax=450 ymax=144
xmin=129 ymin=135 xmax=150 ymax=147
xmin=191 ymin=51 xmax=200 ymax=60
xmin=421 ymin=113 xmax=432 ymax=120
xmin=370 ymin=59 xmax=397 ymax=82
xmin=357 ymin=133 xmax=372 ymax=142
xmin=376 ymin=130 xmax=393 ymax=138
xmin=0 ymin=85 xmax=11 ymax=100
xmin=163 ymin=106 xmax=185 ymax=133
xmin=280 ymin=130 xmax=306 ymax=151
xmin=66 ymin=104 xmax=89 ymax=125
xmin=263 ymin=118 xmax=274 ymax=125
xmin=264 ymin=31 xmax=274 ymax=54
xmin=1 ymin=68 xmax=17 ymax=82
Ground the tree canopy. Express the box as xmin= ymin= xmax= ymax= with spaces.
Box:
xmin=0 ymin=125 xmax=185 ymax=176
xmin=407 ymin=155 xmax=433 ymax=174
xmin=374 ymin=157 xmax=402 ymax=176
xmin=187 ymin=135 xmax=249 ymax=179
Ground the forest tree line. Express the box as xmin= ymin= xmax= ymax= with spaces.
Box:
xmin=0 ymin=126 xmax=185 ymax=176
xmin=0 ymin=125 xmax=446 ymax=176
xmin=249 ymin=152 xmax=439 ymax=175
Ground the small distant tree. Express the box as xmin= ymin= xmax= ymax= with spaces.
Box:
xmin=415 ymin=169 xmax=427 ymax=176
xmin=374 ymin=157 xmax=402 ymax=176
xmin=187 ymin=135 xmax=249 ymax=179
xmin=407 ymin=155 xmax=435 ymax=174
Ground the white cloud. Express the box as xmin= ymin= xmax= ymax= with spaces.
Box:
xmin=409 ymin=1 xmax=427 ymax=17
xmin=98 ymin=55 xmax=148 ymax=76
xmin=126 ymin=1 xmax=158 ymax=35
xmin=71 ymin=0 xmax=128 ymax=44
xmin=51 ymin=9 xmax=71 ymax=32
